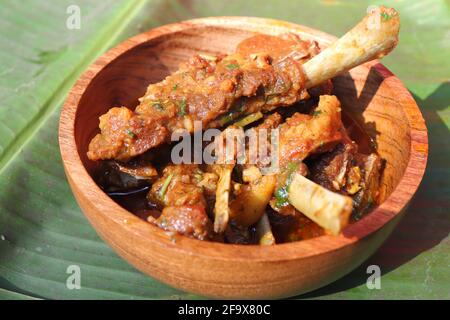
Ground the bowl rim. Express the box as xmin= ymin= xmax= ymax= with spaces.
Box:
xmin=59 ymin=16 xmax=428 ymax=262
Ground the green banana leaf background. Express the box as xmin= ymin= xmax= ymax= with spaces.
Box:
xmin=0 ymin=0 xmax=448 ymax=299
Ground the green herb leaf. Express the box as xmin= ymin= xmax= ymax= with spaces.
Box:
xmin=274 ymin=185 xmax=289 ymax=208
xmin=151 ymin=102 xmax=164 ymax=111
xmin=172 ymin=83 xmax=178 ymax=91
xmin=312 ymin=110 xmax=322 ymax=117
xmin=226 ymin=63 xmax=239 ymax=70
xmin=274 ymin=162 xmax=299 ymax=208
xmin=178 ymin=98 xmax=187 ymax=116
xmin=286 ymin=162 xmax=299 ymax=174
xmin=125 ymin=129 xmax=136 ymax=138
xmin=159 ymin=173 xmax=174 ymax=199
xmin=194 ymin=168 xmax=203 ymax=182
xmin=380 ymin=11 xmax=392 ymax=21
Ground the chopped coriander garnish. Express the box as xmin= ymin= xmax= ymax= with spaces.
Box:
xmin=172 ymin=83 xmax=178 ymax=91
xmin=312 ymin=110 xmax=322 ymax=117
xmin=152 ymin=102 xmax=164 ymax=111
xmin=194 ymin=168 xmax=203 ymax=182
xmin=178 ymin=98 xmax=187 ymax=116
xmin=286 ymin=162 xmax=299 ymax=173
xmin=274 ymin=186 xmax=289 ymax=208
xmin=274 ymin=162 xmax=299 ymax=208
xmin=125 ymin=129 xmax=136 ymax=138
xmin=226 ymin=63 xmax=239 ymax=70
xmin=380 ymin=11 xmax=392 ymax=21
xmin=159 ymin=173 xmax=173 ymax=199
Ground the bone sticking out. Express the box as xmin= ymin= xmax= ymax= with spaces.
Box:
xmin=303 ymin=6 xmax=399 ymax=89
xmin=214 ymin=165 xmax=233 ymax=233
xmin=288 ymin=173 xmax=353 ymax=235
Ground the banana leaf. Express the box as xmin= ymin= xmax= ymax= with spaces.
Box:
xmin=0 ymin=0 xmax=448 ymax=299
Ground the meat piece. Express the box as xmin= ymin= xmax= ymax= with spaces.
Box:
xmin=270 ymin=162 xmax=309 ymax=215
xmin=233 ymin=95 xmax=345 ymax=174
xmin=147 ymin=164 xmax=217 ymax=240
xmin=88 ymin=35 xmax=316 ymax=161
xmin=148 ymin=205 xmax=213 ymax=240
xmin=282 ymin=214 xmax=325 ymax=242
xmin=245 ymin=113 xmax=283 ymax=168
xmin=148 ymin=164 xmax=208 ymax=209
xmin=96 ymin=160 xmax=157 ymax=193
xmin=352 ymin=153 xmax=383 ymax=218
xmin=309 ymin=143 xmax=383 ymax=218
xmin=89 ymin=6 xmax=400 ymax=162
xmin=214 ymin=115 xmax=282 ymax=230
xmin=113 ymin=161 xmax=158 ymax=180
xmin=277 ymin=95 xmax=346 ymax=168
xmin=236 ymin=33 xmax=320 ymax=62
xmin=309 ymin=141 xmax=358 ymax=192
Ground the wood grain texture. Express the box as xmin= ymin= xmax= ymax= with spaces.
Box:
xmin=58 ymin=17 xmax=428 ymax=299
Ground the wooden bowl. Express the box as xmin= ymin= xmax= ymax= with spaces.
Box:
xmin=59 ymin=17 xmax=428 ymax=299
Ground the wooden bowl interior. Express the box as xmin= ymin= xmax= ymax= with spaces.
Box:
xmin=76 ymin=25 xmax=410 ymax=203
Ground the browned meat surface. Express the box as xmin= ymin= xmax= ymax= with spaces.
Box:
xmin=148 ymin=205 xmax=213 ymax=240
xmin=88 ymin=34 xmax=319 ymax=161
xmin=269 ymin=162 xmax=309 ymax=215
xmin=309 ymin=142 xmax=383 ymax=217
xmin=309 ymin=142 xmax=358 ymax=192
xmin=88 ymin=11 xmax=391 ymax=244
xmin=230 ymin=95 xmax=346 ymax=172
xmin=146 ymin=164 xmax=218 ymax=240
xmin=352 ymin=153 xmax=383 ymax=218
xmin=277 ymin=95 xmax=346 ymax=168
xmin=148 ymin=164 xmax=215 ymax=209
xmin=97 ymin=160 xmax=157 ymax=193
xmin=236 ymin=34 xmax=320 ymax=62
xmin=264 ymin=96 xmax=348 ymax=219
xmin=113 ymin=161 xmax=158 ymax=180
xmin=243 ymin=112 xmax=283 ymax=168
xmin=256 ymin=112 xmax=283 ymax=131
